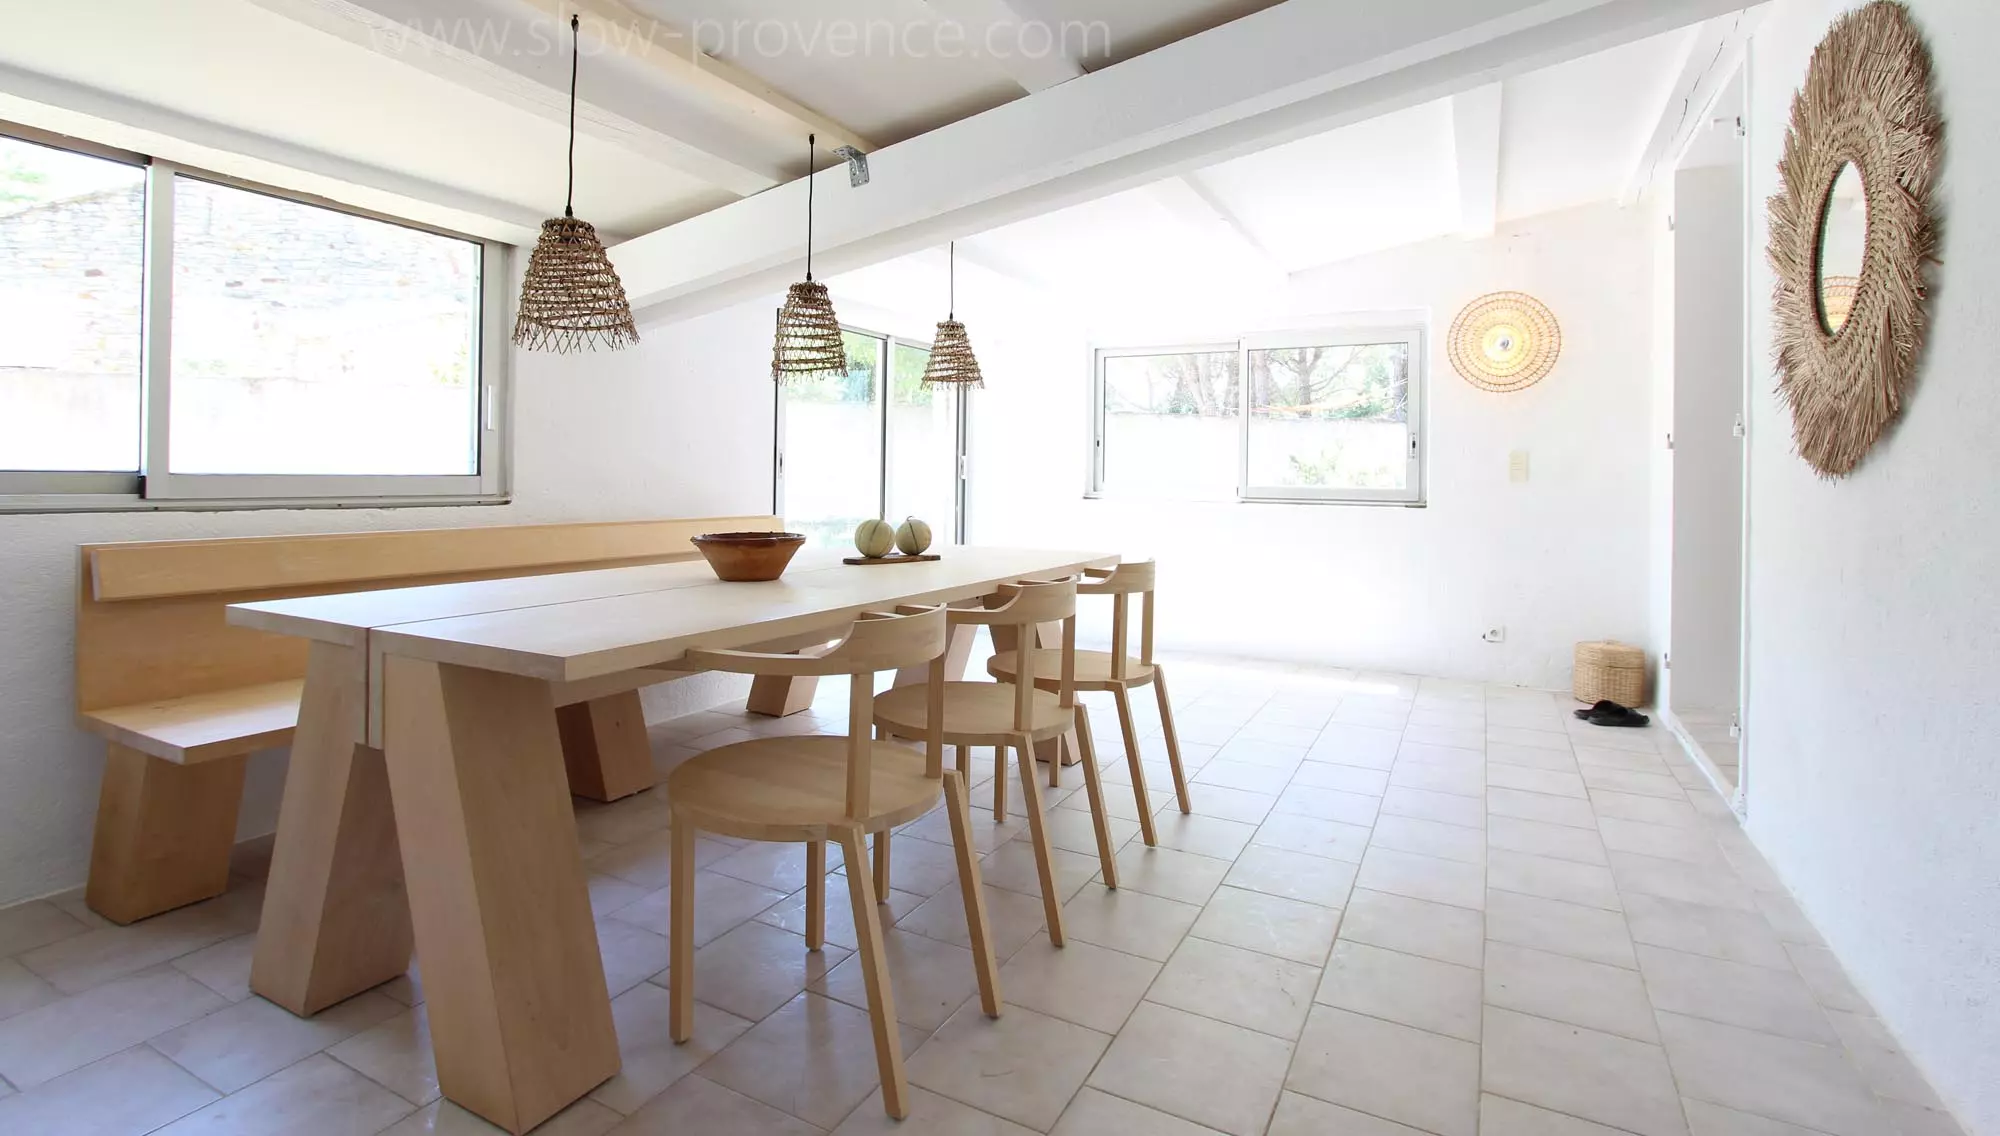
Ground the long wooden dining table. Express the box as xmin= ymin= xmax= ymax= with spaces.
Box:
xmin=225 ymin=545 xmax=1116 ymax=1134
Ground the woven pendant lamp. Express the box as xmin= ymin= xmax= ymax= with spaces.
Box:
xmin=921 ymin=242 xmax=984 ymax=388
xmin=772 ymin=135 xmax=848 ymax=382
xmin=513 ymin=14 xmax=638 ymax=354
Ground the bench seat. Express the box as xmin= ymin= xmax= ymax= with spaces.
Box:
xmin=80 ymin=680 xmax=304 ymax=764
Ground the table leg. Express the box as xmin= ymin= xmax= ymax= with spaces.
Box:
xmin=253 ymin=641 xmax=412 ymax=1016
xmin=556 ymin=691 xmax=655 ymax=801
xmin=381 ymin=654 xmax=619 ymax=1135
xmin=746 ymin=673 xmax=819 ymax=717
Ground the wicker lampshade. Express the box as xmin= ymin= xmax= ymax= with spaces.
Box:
xmin=1447 ymin=290 xmax=1561 ymax=392
xmin=514 ymin=216 xmax=639 ymax=353
xmin=772 ymin=280 xmax=848 ymax=381
xmin=513 ymin=16 xmax=638 ymax=354
xmin=921 ymin=319 xmax=984 ymax=387
xmin=772 ymin=134 xmax=850 ymax=382
xmin=921 ymin=243 xmax=984 ymax=387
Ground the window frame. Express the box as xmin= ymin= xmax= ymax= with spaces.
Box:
xmin=772 ymin=323 xmax=971 ymax=544
xmin=0 ymin=122 xmax=511 ymax=513
xmin=1088 ymin=325 xmax=1427 ymax=507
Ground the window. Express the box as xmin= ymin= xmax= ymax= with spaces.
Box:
xmin=776 ymin=327 xmax=969 ymax=549
xmin=0 ymin=131 xmax=145 ymax=485
xmin=0 ymin=122 xmax=507 ymax=508
xmin=1091 ymin=326 xmax=1424 ymax=505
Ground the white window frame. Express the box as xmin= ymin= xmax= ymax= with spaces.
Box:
xmin=1088 ymin=325 xmax=1426 ymax=507
xmin=1241 ymin=325 xmax=1424 ymax=505
xmin=773 ymin=325 xmax=972 ymax=543
xmin=0 ymin=122 xmax=511 ymax=513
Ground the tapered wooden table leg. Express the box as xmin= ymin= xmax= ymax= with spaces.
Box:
xmin=746 ymin=673 xmax=819 ymax=717
xmin=380 ymin=655 xmax=619 ymax=1135
xmin=557 ymin=690 xmax=655 ymax=802
xmin=253 ymin=642 xmax=413 ymax=1015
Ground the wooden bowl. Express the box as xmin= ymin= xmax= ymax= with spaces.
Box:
xmin=692 ymin=532 xmax=807 ymax=582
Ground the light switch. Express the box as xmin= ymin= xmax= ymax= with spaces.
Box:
xmin=1508 ymin=450 xmax=1531 ymax=482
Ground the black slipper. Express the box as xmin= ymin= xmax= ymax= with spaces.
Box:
xmin=1573 ymin=699 xmax=1622 ymax=721
xmin=1584 ymin=703 xmax=1650 ymax=728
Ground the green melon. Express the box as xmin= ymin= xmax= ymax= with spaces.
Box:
xmin=853 ymin=518 xmax=895 ymax=558
xmin=896 ymin=516 xmax=934 ymax=556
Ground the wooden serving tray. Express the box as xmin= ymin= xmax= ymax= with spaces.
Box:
xmin=843 ymin=554 xmax=942 ymax=566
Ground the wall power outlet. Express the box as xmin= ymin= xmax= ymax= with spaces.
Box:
xmin=1482 ymin=627 xmax=1506 ymax=644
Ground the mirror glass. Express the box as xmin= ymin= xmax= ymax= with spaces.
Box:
xmin=1816 ymin=162 xmax=1867 ymax=333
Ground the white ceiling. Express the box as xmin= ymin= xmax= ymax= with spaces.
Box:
xmin=0 ymin=0 xmax=1284 ymax=240
xmin=1195 ymin=100 xmax=1462 ymax=273
xmin=0 ymin=0 xmax=739 ymax=237
xmin=944 ymin=23 xmax=1700 ymax=320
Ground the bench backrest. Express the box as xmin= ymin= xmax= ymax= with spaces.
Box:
xmin=76 ymin=515 xmax=780 ymax=712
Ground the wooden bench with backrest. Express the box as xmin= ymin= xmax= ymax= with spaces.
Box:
xmin=75 ymin=515 xmax=778 ymax=925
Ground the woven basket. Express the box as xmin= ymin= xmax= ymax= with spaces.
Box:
xmin=1574 ymin=641 xmax=1647 ymax=707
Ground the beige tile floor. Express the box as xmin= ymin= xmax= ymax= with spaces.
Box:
xmin=0 ymin=656 xmax=1968 ymax=1136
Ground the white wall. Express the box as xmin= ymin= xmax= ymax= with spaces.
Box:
xmin=1744 ymin=1 xmax=2000 ymax=1131
xmin=1668 ymin=163 xmax=1746 ymax=716
xmin=0 ymin=296 xmax=781 ymax=907
xmin=967 ymin=201 xmax=1657 ymax=689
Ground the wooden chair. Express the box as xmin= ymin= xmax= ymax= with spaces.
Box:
xmin=665 ymin=605 xmax=999 ymax=1120
xmin=986 ymin=561 xmax=1191 ymax=850
xmin=873 ymin=577 xmax=1124 ymax=909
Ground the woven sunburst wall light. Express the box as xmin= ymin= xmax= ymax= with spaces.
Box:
xmin=922 ymin=243 xmax=984 ymax=387
xmin=1447 ymin=291 xmax=1561 ymax=393
xmin=772 ymin=134 xmax=849 ymax=382
xmin=513 ymin=15 xmax=638 ymax=354
xmin=1769 ymin=0 xmax=1941 ymax=479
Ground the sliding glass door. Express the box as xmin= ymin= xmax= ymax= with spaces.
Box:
xmin=776 ymin=327 xmax=969 ymax=549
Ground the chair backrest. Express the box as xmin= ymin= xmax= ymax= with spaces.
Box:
xmin=684 ymin=605 xmax=949 ymax=820
xmin=950 ymin=577 xmax=1080 ymax=730
xmin=1081 ymin=560 xmax=1157 ymax=681
xmin=75 ymin=515 xmax=779 ymax=713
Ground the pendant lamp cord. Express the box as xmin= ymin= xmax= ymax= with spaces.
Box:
xmin=565 ymin=14 xmax=579 ymax=219
xmin=805 ymin=134 xmax=817 ymax=282
xmin=949 ymin=241 xmax=956 ymax=319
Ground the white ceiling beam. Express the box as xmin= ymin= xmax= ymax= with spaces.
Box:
xmin=1146 ymin=173 xmax=1290 ymax=289
xmin=0 ymin=62 xmax=544 ymax=244
xmin=922 ymin=0 xmax=1087 ymax=93
xmin=526 ymin=0 xmax=877 ymax=154
xmin=1619 ymin=6 xmax=1768 ymax=204
xmin=1451 ymin=83 xmax=1503 ymax=238
xmin=928 ymin=0 xmax=1278 ymax=285
xmin=250 ymin=0 xmax=872 ymax=198
xmin=610 ymin=0 xmax=1751 ymax=320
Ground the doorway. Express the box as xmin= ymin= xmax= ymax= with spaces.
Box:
xmin=774 ymin=325 xmax=971 ymax=550
xmin=1667 ymin=74 xmax=1748 ymax=795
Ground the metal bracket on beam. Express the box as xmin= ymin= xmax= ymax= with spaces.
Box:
xmin=833 ymin=146 xmax=870 ymax=187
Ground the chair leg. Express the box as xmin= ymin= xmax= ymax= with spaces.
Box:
xmin=943 ymin=771 xmax=1001 ymax=1017
xmin=872 ymin=832 xmax=892 ymax=900
xmin=992 ymin=745 xmax=1009 ymax=823
xmin=1047 ymin=727 xmax=1061 ymax=789
xmin=1013 ymin=736 xmax=1066 ymax=947
xmin=805 ymin=841 xmax=826 ymax=952
xmin=954 ymin=744 xmax=968 ymax=778
xmin=836 ymin=825 xmax=909 ymax=1119
xmin=1112 ymin=688 xmax=1159 ymax=847
xmin=87 ymin=744 xmax=248 ymax=924
xmin=1153 ymin=667 xmax=1193 ymax=815
xmin=1070 ymin=714 xmax=1118 ymax=889
xmin=669 ymin=813 xmax=697 ymax=1043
